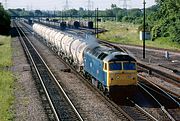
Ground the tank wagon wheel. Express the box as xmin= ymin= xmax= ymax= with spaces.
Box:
xmin=68 ymin=58 xmax=72 ymax=64
xmin=51 ymin=46 xmax=53 ymax=51
xmin=57 ymin=51 xmax=60 ymax=55
xmin=54 ymin=48 xmax=58 ymax=54
xmin=64 ymin=57 xmax=69 ymax=63
xmin=58 ymin=51 xmax=62 ymax=56
xmin=80 ymin=66 xmax=83 ymax=72
xmin=83 ymin=72 xmax=89 ymax=80
xmin=69 ymin=58 xmax=74 ymax=64
xmin=74 ymin=65 xmax=83 ymax=73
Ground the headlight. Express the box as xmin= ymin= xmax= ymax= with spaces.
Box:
xmin=116 ymin=75 xmax=120 ymax=80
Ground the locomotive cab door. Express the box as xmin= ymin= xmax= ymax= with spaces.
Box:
xmin=103 ymin=62 xmax=109 ymax=88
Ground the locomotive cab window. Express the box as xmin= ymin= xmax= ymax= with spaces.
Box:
xmin=123 ymin=62 xmax=136 ymax=70
xmin=98 ymin=53 xmax=108 ymax=60
xmin=109 ymin=62 xmax=122 ymax=71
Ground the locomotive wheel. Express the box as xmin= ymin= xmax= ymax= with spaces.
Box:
xmin=103 ymin=88 xmax=110 ymax=97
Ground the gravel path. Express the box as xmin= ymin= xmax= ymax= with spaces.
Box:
xmin=11 ymin=35 xmax=48 ymax=121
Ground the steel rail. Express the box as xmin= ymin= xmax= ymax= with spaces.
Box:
xmin=22 ymin=21 xmax=178 ymax=121
xmin=30 ymin=22 xmax=155 ymax=121
xmin=138 ymin=83 xmax=176 ymax=121
xmin=26 ymin=22 xmax=134 ymax=121
xmin=126 ymin=98 xmax=158 ymax=121
xmin=15 ymin=22 xmax=60 ymax=121
xmin=138 ymin=74 xmax=180 ymax=106
xmin=137 ymin=62 xmax=180 ymax=84
xmin=15 ymin=21 xmax=84 ymax=121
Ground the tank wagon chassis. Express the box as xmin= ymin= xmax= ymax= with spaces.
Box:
xmin=33 ymin=23 xmax=138 ymax=97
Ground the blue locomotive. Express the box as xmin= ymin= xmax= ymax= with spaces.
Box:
xmin=84 ymin=46 xmax=137 ymax=95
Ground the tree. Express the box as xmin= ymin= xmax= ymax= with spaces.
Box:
xmin=111 ymin=4 xmax=117 ymax=9
xmin=35 ymin=10 xmax=42 ymax=16
xmin=0 ymin=3 xmax=11 ymax=34
xmin=150 ymin=0 xmax=180 ymax=43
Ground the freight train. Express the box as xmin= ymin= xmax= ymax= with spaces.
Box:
xmin=36 ymin=18 xmax=94 ymax=29
xmin=33 ymin=23 xmax=137 ymax=96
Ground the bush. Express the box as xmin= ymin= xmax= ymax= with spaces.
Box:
xmin=122 ymin=16 xmax=135 ymax=23
xmin=138 ymin=23 xmax=152 ymax=32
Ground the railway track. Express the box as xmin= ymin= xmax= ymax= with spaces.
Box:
xmin=137 ymin=62 xmax=180 ymax=84
xmin=138 ymin=83 xmax=178 ymax=121
xmin=14 ymin=20 xmax=83 ymax=121
xmin=21 ymin=21 xmax=180 ymax=121
xmin=19 ymin=20 xmax=134 ymax=121
xmin=21 ymin=21 xmax=162 ymax=121
xmin=121 ymin=101 xmax=158 ymax=121
xmin=137 ymin=64 xmax=180 ymax=99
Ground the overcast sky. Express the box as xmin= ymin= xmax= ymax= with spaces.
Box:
xmin=0 ymin=0 xmax=156 ymax=10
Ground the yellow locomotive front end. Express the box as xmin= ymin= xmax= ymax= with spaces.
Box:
xmin=107 ymin=61 xmax=137 ymax=87
xmin=103 ymin=52 xmax=138 ymax=97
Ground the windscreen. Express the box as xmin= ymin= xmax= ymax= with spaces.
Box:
xmin=123 ymin=62 xmax=136 ymax=70
xmin=109 ymin=62 xmax=122 ymax=71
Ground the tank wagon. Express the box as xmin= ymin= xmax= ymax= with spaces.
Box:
xmin=23 ymin=18 xmax=33 ymax=25
xmin=66 ymin=20 xmax=80 ymax=29
xmin=80 ymin=21 xmax=94 ymax=29
xmin=60 ymin=21 xmax=66 ymax=30
xmin=36 ymin=19 xmax=94 ymax=30
xmin=33 ymin=23 xmax=137 ymax=96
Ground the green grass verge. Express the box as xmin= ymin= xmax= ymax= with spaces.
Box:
xmin=0 ymin=35 xmax=14 ymax=121
xmin=99 ymin=21 xmax=180 ymax=51
xmin=0 ymin=71 xmax=14 ymax=121
xmin=0 ymin=36 xmax=12 ymax=67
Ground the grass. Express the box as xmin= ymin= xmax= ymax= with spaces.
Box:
xmin=99 ymin=21 xmax=180 ymax=51
xmin=0 ymin=71 xmax=14 ymax=121
xmin=0 ymin=36 xmax=12 ymax=67
xmin=0 ymin=35 xmax=14 ymax=121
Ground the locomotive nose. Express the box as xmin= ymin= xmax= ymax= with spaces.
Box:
xmin=109 ymin=72 xmax=137 ymax=86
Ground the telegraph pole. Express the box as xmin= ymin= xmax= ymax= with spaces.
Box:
xmin=88 ymin=0 xmax=90 ymax=20
xmin=4 ymin=0 xmax=7 ymax=9
xmin=96 ymin=8 xmax=99 ymax=38
xmin=65 ymin=0 xmax=69 ymax=10
xmin=94 ymin=8 xmax=96 ymax=35
xmin=123 ymin=0 xmax=127 ymax=9
xmin=143 ymin=0 xmax=146 ymax=59
xmin=65 ymin=0 xmax=69 ymax=17
xmin=119 ymin=0 xmax=130 ymax=16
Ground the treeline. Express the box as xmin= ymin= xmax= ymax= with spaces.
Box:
xmin=8 ymin=0 xmax=180 ymax=43
xmin=104 ymin=2 xmax=180 ymax=43
xmin=0 ymin=3 xmax=10 ymax=35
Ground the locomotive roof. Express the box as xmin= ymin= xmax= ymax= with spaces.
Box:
xmin=103 ymin=52 xmax=136 ymax=62
xmin=87 ymin=46 xmax=135 ymax=62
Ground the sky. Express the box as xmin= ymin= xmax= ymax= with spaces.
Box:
xmin=0 ymin=0 xmax=156 ymax=10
